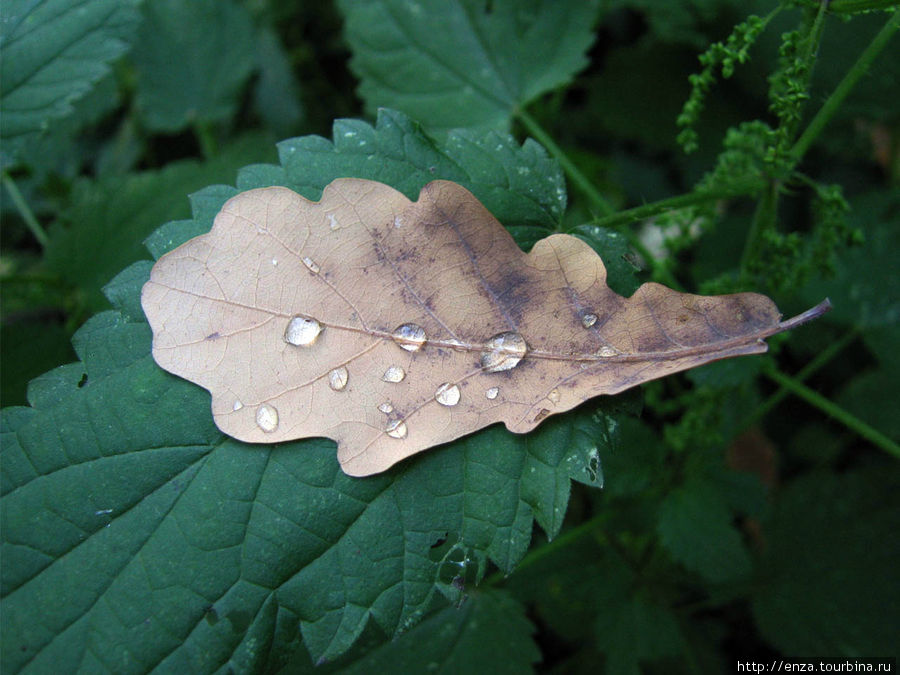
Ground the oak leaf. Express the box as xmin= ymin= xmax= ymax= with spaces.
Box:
xmin=141 ymin=179 xmax=828 ymax=476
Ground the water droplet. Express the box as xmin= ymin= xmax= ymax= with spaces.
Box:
xmin=271 ymin=258 xmax=278 ymax=266
xmin=378 ymin=401 xmax=394 ymax=414
xmin=386 ymin=419 xmax=407 ymax=439
xmin=302 ymin=257 xmax=320 ymax=274
xmin=392 ymin=323 xmax=427 ymax=351
xmin=382 ymin=365 xmax=406 ymax=383
xmin=233 ymin=400 xmax=243 ymax=411
xmin=582 ymin=313 xmax=598 ymax=328
xmin=597 ymin=345 xmax=618 ymax=357
xmin=256 ymin=404 xmax=279 ymax=432
xmin=435 ymin=383 xmax=461 ymax=407
xmin=327 ymin=213 xmax=339 ymax=230
xmin=548 ymin=389 xmax=561 ymax=404
xmin=394 ymin=216 xmax=403 ymax=228
xmin=284 ymin=316 xmax=323 ymax=346
xmin=329 ymin=367 xmax=348 ymax=391
xmin=480 ymin=332 xmax=528 ymax=373
xmin=485 ymin=387 xmax=499 ymax=400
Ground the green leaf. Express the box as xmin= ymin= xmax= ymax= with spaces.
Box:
xmin=253 ymin=26 xmax=304 ymax=137
xmin=1 ymin=110 xmax=614 ymax=669
xmin=0 ymin=0 xmax=142 ymax=164
xmin=751 ymin=469 xmax=900 ymax=657
xmin=43 ymin=134 xmax=278 ymax=314
xmin=657 ymin=476 xmax=752 ymax=583
xmin=130 ymin=0 xmax=256 ymax=132
xmin=339 ymin=0 xmax=599 ymax=131
xmin=594 ymin=595 xmax=686 ymax=675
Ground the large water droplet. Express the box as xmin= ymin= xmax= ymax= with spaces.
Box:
xmin=302 ymin=256 xmax=320 ymax=274
xmin=480 ymin=332 xmax=528 ymax=373
xmin=581 ymin=313 xmax=598 ymax=328
xmin=386 ymin=419 xmax=408 ymax=439
xmin=382 ymin=365 xmax=406 ymax=383
xmin=256 ymin=403 xmax=279 ymax=432
xmin=378 ymin=401 xmax=394 ymax=414
xmin=329 ymin=366 xmax=348 ymax=391
xmin=597 ymin=345 xmax=618 ymax=357
xmin=284 ymin=316 xmax=323 ymax=346
xmin=435 ymin=382 xmax=461 ymax=407
xmin=485 ymin=387 xmax=499 ymax=400
xmin=392 ymin=323 xmax=427 ymax=351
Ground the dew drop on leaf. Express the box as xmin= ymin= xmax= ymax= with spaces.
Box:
xmin=597 ymin=345 xmax=618 ymax=357
xmin=284 ymin=316 xmax=323 ymax=346
xmin=378 ymin=401 xmax=394 ymax=414
xmin=386 ymin=419 xmax=408 ymax=439
xmin=232 ymin=400 xmax=244 ymax=411
xmin=392 ymin=323 xmax=427 ymax=352
xmin=485 ymin=386 xmax=499 ymax=400
xmin=435 ymin=382 xmax=461 ymax=406
xmin=256 ymin=403 xmax=279 ymax=432
xmin=328 ymin=367 xmax=349 ymax=391
xmin=302 ymin=257 xmax=320 ymax=274
xmin=581 ymin=313 xmax=598 ymax=328
xmin=382 ymin=365 xmax=406 ymax=383
xmin=548 ymin=389 xmax=561 ymax=404
xmin=480 ymin=331 xmax=528 ymax=373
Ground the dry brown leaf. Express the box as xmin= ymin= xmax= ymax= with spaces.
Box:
xmin=141 ymin=179 xmax=829 ymax=476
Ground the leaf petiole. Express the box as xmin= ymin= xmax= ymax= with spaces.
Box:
xmin=2 ymin=172 xmax=49 ymax=248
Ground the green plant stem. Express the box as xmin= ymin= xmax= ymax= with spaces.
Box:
xmin=591 ymin=178 xmax=765 ymax=230
xmin=193 ymin=121 xmax=218 ymax=159
xmin=515 ymin=107 xmax=615 ymax=217
xmin=2 ymin=172 xmax=49 ymax=248
xmin=792 ymin=8 xmax=900 ymax=161
xmin=743 ymin=328 xmax=859 ymax=430
xmin=763 ymin=366 xmax=900 ymax=458
xmin=741 ymin=178 xmax=781 ymax=274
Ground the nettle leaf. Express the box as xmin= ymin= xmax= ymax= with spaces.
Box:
xmin=0 ymin=0 xmax=142 ymax=163
xmin=130 ymin=0 xmax=256 ymax=132
xmin=339 ymin=0 xmax=600 ymax=131
xmin=143 ymin=177 xmax=828 ymax=476
xmin=1 ymin=110 xmax=611 ymax=670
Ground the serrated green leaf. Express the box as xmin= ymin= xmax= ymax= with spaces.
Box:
xmin=43 ymin=134 xmax=277 ymax=313
xmin=339 ymin=0 xmax=599 ymax=131
xmin=657 ymin=477 xmax=752 ymax=583
xmin=1 ymin=109 xmax=619 ymax=670
xmin=751 ymin=469 xmax=900 ymax=658
xmin=130 ymin=0 xmax=256 ymax=132
xmin=594 ymin=595 xmax=686 ymax=675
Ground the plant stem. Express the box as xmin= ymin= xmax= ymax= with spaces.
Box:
xmin=762 ymin=366 xmax=900 ymax=458
xmin=590 ymin=178 xmax=765 ymax=230
xmin=741 ymin=178 xmax=780 ymax=275
xmin=792 ymin=8 xmax=900 ymax=161
xmin=743 ymin=328 xmax=859 ymax=430
xmin=193 ymin=121 xmax=218 ymax=159
xmin=515 ymin=107 xmax=615 ymax=217
xmin=2 ymin=172 xmax=49 ymax=248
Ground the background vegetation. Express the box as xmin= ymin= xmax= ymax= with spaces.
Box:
xmin=2 ymin=0 xmax=898 ymax=672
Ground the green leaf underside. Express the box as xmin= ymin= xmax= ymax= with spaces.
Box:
xmin=1 ymin=109 xmax=616 ymax=671
xmin=339 ymin=0 xmax=599 ymax=131
xmin=0 ymin=0 xmax=142 ymax=163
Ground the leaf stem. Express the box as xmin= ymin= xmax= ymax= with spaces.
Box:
xmin=762 ymin=366 xmax=900 ymax=458
xmin=193 ymin=121 xmax=218 ymax=159
xmin=2 ymin=172 xmax=49 ymax=248
xmin=791 ymin=8 xmax=900 ymax=161
xmin=514 ymin=107 xmax=615 ymax=217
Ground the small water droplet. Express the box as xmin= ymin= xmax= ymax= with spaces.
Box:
xmin=284 ymin=316 xmax=323 ymax=346
xmin=597 ymin=345 xmax=618 ymax=357
xmin=329 ymin=367 xmax=348 ymax=391
xmin=394 ymin=216 xmax=403 ymax=228
xmin=582 ymin=313 xmax=598 ymax=328
xmin=485 ymin=387 xmax=499 ymax=400
xmin=233 ymin=400 xmax=243 ymax=411
xmin=382 ymin=365 xmax=406 ymax=383
xmin=392 ymin=323 xmax=427 ymax=351
xmin=480 ymin=332 xmax=528 ymax=372
xmin=302 ymin=257 xmax=320 ymax=274
xmin=327 ymin=213 xmax=339 ymax=230
xmin=378 ymin=401 xmax=394 ymax=414
xmin=386 ymin=419 xmax=407 ymax=439
xmin=271 ymin=258 xmax=278 ymax=266
xmin=256 ymin=404 xmax=279 ymax=432
xmin=548 ymin=389 xmax=561 ymax=404
xmin=435 ymin=382 xmax=461 ymax=406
